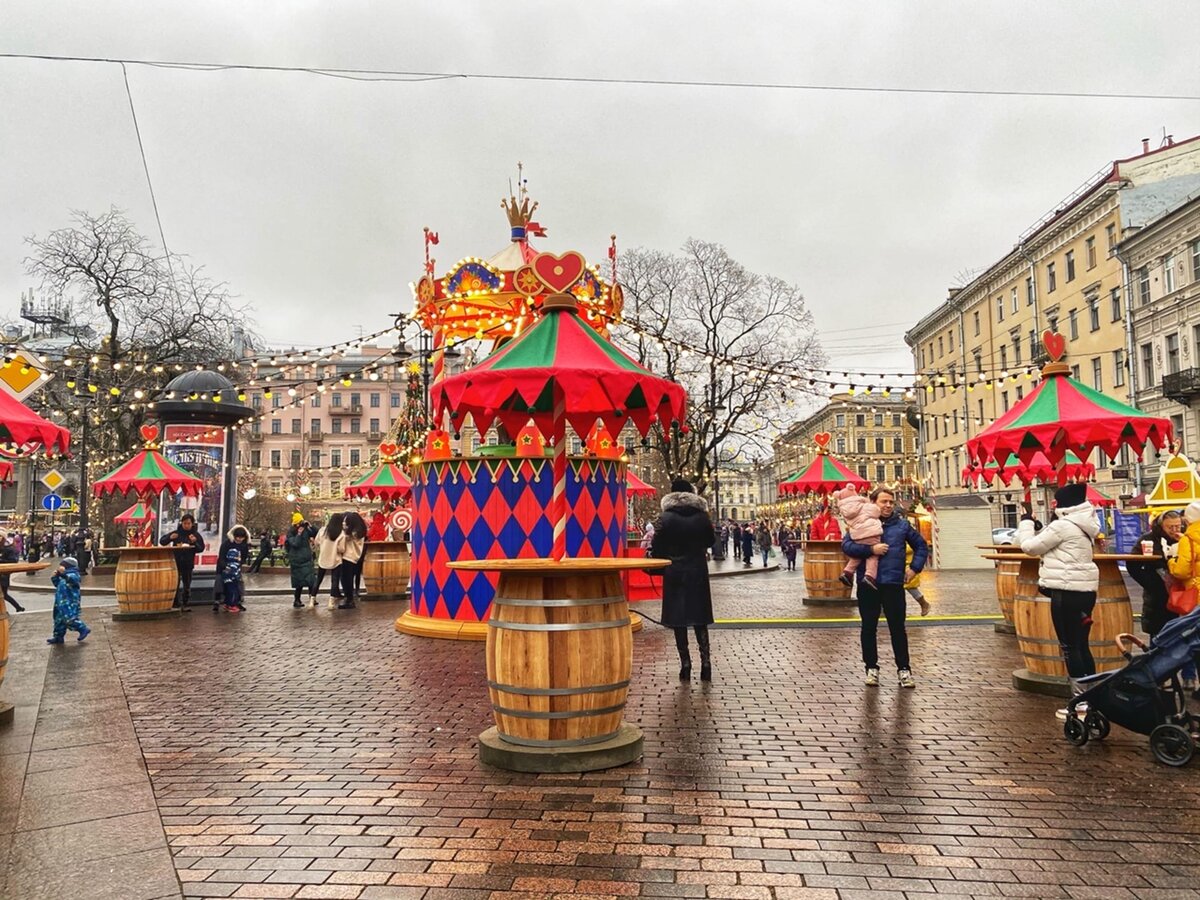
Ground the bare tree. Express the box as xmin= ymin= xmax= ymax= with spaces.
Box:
xmin=617 ymin=239 xmax=825 ymax=496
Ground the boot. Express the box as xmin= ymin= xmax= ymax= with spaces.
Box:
xmin=674 ymin=628 xmax=691 ymax=681
xmin=695 ymin=625 xmax=712 ymax=682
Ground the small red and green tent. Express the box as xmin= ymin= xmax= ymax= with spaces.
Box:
xmin=962 ymin=450 xmax=1094 ymax=488
xmin=627 ymin=471 xmax=656 ymax=497
xmin=779 ymin=452 xmax=870 ymax=496
xmin=114 ymin=500 xmax=157 ymax=523
xmin=1086 ymin=485 xmax=1115 ymax=508
xmin=92 ymin=446 xmax=203 ymax=499
xmin=0 ymin=391 xmax=71 ymax=456
xmin=344 ymin=462 xmax=412 ymax=502
xmin=967 ymin=335 xmax=1173 ymax=475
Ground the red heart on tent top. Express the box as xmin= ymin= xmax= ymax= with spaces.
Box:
xmin=531 ymin=251 xmax=586 ymax=294
xmin=1042 ymin=330 xmax=1065 ymax=362
xmin=814 ymin=432 xmax=832 ymax=449
xmin=378 ymin=441 xmax=398 ymax=458
xmin=140 ymin=424 xmax=159 ymax=443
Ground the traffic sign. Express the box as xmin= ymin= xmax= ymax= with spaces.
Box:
xmin=41 ymin=468 xmax=65 ymax=492
xmin=60 ymin=497 xmax=76 ymax=511
xmin=41 ymin=494 xmax=64 ymax=512
xmin=0 ymin=346 xmax=52 ymax=402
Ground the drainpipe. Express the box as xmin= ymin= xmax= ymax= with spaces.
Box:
xmin=1113 ymin=245 xmax=1143 ymax=493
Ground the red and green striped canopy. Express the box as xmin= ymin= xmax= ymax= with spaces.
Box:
xmin=961 ymin=450 xmax=1093 ymax=488
xmin=627 ymin=470 xmax=656 ymax=497
xmin=114 ymin=500 xmax=157 ymax=523
xmin=779 ymin=453 xmax=870 ymax=496
xmin=967 ymin=369 xmax=1173 ymax=468
xmin=343 ymin=462 xmax=412 ymax=501
xmin=92 ymin=449 xmax=203 ymax=498
xmin=0 ymin=391 xmax=71 ymax=456
xmin=431 ymin=299 xmax=687 ymax=441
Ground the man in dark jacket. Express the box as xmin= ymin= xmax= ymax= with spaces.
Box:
xmin=739 ymin=524 xmax=754 ymax=568
xmin=651 ymin=479 xmax=716 ymax=682
xmin=249 ymin=531 xmax=272 ymax=574
xmin=160 ymin=514 xmax=206 ymax=610
xmin=842 ymin=489 xmax=928 ymax=689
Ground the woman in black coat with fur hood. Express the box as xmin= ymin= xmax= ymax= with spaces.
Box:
xmin=651 ymin=478 xmax=716 ymax=681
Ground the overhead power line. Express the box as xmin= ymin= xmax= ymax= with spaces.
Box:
xmin=3 ymin=52 xmax=1200 ymax=101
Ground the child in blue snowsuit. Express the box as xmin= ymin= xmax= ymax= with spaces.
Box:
xmin=221 ymin=546 xmax=243 ymax=613
xmin=48 ymin=556 xmax=90 ymax=643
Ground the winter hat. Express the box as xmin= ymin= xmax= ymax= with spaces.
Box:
xmin=1053 ymin=482 xmax=1088 ymax=509
xmin=291 ymin=512 xmax=304 ymax=525
xmin=670 ymin=478 xmax=695 ymax=494
xmin=1184 ymin=501 xmax=1200 ymax=525
xmin=60 ymin=556 xmax=78 ymax=569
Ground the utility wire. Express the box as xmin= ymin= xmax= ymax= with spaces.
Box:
xmin=5 ymin=52 xmax=1200 ymax=102
xmin=120 ymin=62 xmax=175 ymax=281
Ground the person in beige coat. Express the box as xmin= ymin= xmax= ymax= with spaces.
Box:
xmin=314 ymin=513 xmax=345 ymax=609
xmin=336 ymin=511 xmax=367 ymax=609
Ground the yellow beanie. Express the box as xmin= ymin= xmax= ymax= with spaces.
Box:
xmin=291 ymin=512 xmax=303 ymax=524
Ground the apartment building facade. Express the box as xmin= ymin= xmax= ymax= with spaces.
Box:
xmin=905 ymin=136 xmax=1200 ymax=524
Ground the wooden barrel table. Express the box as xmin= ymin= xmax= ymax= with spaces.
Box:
xmin=802 ymin=539 xmax=853 ymax=605
xmin=1008 ymin=553 xmax=1135 ymax=695
xmin=978 ymin=544 xmax=1022 ymax=633
xmin=450 ymin=557 xmax=668 ymax=773
xmin=361 ymin=540 xmax=410 ymax=600
xmin=0 ymin=562 xmax=49 ymax=726
xmin=112 ymin=547 xmax=185 ymax=619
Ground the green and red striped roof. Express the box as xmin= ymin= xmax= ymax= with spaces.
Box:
xmin=92 ymin=449 xmax=203 ymax=498
xmin=627 ymin=470 xmax=656 ymax=497
xmin=343 ymin=462 xmax=412 ymax=501
xmin=431 ymin=300 xmax=687 ymax=441
xmin=961 ymin=450 xmax=1093 ymax=488
xmin=114 ymin=500 xmax=157 ymax=522
xmin=779 ymin=452 xmax=869 ymax=496
xmin=967 ymin=369 xmax=1173 ymax=467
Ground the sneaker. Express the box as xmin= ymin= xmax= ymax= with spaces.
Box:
xmin=898 ymin=668 xmax=916 ymax=689
xmin=1054 ymin=702 xmax=1089 ymax=720
xmin=77 ymin=625 xmax=90 ymax=642
xmin=838 ymin=573 xmax=853 ymax=587
xmin=863 ymin=575 xmax=878 ymax=589
xmin=917 ymin=597 xmax=931 ymax=617
xmin=293 ymin=598 xmax=303 ymax=608
xmin=225 ymin=605 xmax=240 ymax=614
xmin=865 ymin=667 xmax=880 ymax=686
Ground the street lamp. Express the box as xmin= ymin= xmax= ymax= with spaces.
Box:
xmin=391 ymin=327 xmax=462 ymax=420
xmin=708 ymin=380 xmax=727 ymax=560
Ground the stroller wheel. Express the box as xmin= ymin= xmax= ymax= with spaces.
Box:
xmin=1084 ymin=710 xmax=1110 ymax=741
xmin=1150 ymin=723 xmax=1194 ymax=767
xmin=1064 ymin=715 xmax=1088 ymax=746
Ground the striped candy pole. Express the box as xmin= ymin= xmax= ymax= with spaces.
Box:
xmin=430 ymin=326 xmax=446 ymax=386
xmin=551 ymin=390 xmax=569 ymax=561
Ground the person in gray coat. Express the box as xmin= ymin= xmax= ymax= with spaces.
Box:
xmin=651 ymin=479 xmax=716 ymax=681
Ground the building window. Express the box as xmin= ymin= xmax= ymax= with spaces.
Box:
xmin=1071 ymin=364 xmax=1080 ymax=380
xmin=1167 ymin=333 xmax=1180 ymax=375
xmin=973 ymin=349 xmax=983 ymax=373
xmin=835 ymin=413 xmax=845 ymax=427
xmin=311 ymin=394 xmax=321 ymax=408
xmin=836 ymin=437 xmax=846 ymax=454
xmin=1016 ymin=386 xmax=1024 ymax=401
xmin=1092 ymin=357 xmax=1102 ymax=391
xmin=1026 ymin=276 xmax=1035 ymax=305
xmin=894 ymin=464 xmax=904 ymax=480
xmin=370 ymin=393 xmax=381 ymax=408
xmin=938 ymin=336 xmax=944 ymax=357
xmin=272 ymin=393 xmax=281 ymax=409
xmin=948 ymin=330 xmax=954 ymax=352
xmin=1192 ymin=239 xmax=1200 ymax=282
xmin=1141 ymin=343 xmax=1154 ymax=387
xmin=1110 ymin=287 xmax=1122 ymax=322
xmin=290 ymin=449 xmax=301 ymax=469
xmin=391 ymin=393 xmax=401 ymax=408
xmin=996 ymin=296 xmax=1004 ymax=322
xmin=892 ymin=437 xmax=902 ymax=453
xmin=251 ymin=393 xmax=262 ymax=410
xmin=310 ymin=449 xmax=321 ymax=467
xmin=271 ymin=419 xmax=281 ymax=434
xmin=270 ymin=450 xmax=281 ymax=468
xmin=1172 ymin=415 xmax=1185 ymax=445
xmin=858 ymin=465 xmax=868 ymax=479
xmin=1048 ymin=314 xmax=1058 ymax=334
xmin=857 ymin=437 xmax=867 ymax=453
xmin=1138 ymin=267 xmax=1151 ymax=305
xmin=1195 ymin=324 xmax=1200 ymax=367
xmin=977 ymin=398 xmax=984 ymax=424
xmin=874 ymin=413 xmax=884 ymax=426
xmin=1068 ymin=309 xmax=1079 ymax=340
xmin=331 ymin=419 xmax=342 ymax=434
xmin=311 ymin=420 xmax=321 ymax=435
xmin=331 ymin=393 xmax=342 ymax=408
xmin=1065 ymin=250 xmax=1076 ymax=282
xmin=330 ymin=449 xmax=342 ymax=467
xmin=1106 ymin=222 xmax=1117 ymax=249
xmin=875 ymin=464 xmax=886 ymax=482
xmin=369 ymin=418 xmax=380 ymax=434
xmin=855 ymin=414 xmax=865 ymax=427
xmin=1086 ymin=236 xmax=1096 ymax=269
xmin=1164 ymin=254 xmax=1177 ymax=294
xmin=350 ymin=448 xmax=361 ymax=466
xmin=1013 ymin=333 xmax=1022 ymax=366
xmin=1047 ymin=263 xmax=1056 ymax=293
xmin=953 ymin=412 xmax=959 ymax=434
xmin=350 ymin=419 xmax=361 ymax=434
xmin=1001 ymin=391 xmax=1010 ymax=413
xmin=291 ymin=418 xmax=301 ymax=434
xmin=1000 ymin=345 xmax=1008 ymax=369
xmin=1088 ymin=297 xmax=1100 ymax=332
xmin=350 ymin=393 xmax=361 ymax=409
xmin=892 ymin=414 xmax=902 ymax=426
xmin=973 ymin=311 xmax=981 ymax=335
xmin=1113 ymin=349 xmax=1126 ymax=387
xmin=874 ymin=437 xmax=884 ymax=453
xmin=1011 ymin=288 xmax=1019 ymax=314
xmin=250 ymin=450 xmax=261 ymax=468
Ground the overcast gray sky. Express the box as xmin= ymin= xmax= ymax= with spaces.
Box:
xmin=3 ymin=1 xmax=1199 ymax=380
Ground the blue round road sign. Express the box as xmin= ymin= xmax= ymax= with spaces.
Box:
xmin=41 ymin=494 xmax=64 ymax=511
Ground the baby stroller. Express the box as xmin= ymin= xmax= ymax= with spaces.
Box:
xmin=1062 ymin=609 xmax=1200 ymax=766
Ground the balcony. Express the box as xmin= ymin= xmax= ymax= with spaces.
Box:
xmin=247 ymin=431 xmax=264 ymax=442
xmin=308 ymin=432 xmax=324 ymax=442
xmin=1163 ymin=368 xmax=1200 ymax=404
xmin=329 ymin=405 xmax=363 ymax=417
xmin=368 ymin=431 xmax=383 ymax=442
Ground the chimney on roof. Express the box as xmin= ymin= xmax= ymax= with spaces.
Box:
xmin=1167 ymin=134 xmax=1174 ymax=146
xmin=948 ymin=288 xmax=962 ymax=299
xmin=1142 ymin=137 xmax=1151 ymax=154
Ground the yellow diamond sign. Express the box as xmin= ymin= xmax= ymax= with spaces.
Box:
xmin=41 ymin=468 xmax=66 ymax=492
xmin=0 ymin=347 xmax=51 ymax=402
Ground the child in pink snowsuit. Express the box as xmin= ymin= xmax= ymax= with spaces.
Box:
xmin=834 ymin=485 xmax=883 ymax=588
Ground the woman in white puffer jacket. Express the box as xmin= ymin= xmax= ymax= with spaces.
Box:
xmin=1016 ymin=481 xmax=1099 ymax=688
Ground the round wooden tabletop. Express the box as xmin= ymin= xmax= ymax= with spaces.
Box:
xmin=0 ymin=561 xmax=51 ymax=575
xmin=449 ymin=557 xmax=671 ymax=574
xmin=111 ymin=545 xmax=194 ymax=554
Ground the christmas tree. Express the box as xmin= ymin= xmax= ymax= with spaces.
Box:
xmin=386 ymin=361 xmax=427 ymax=464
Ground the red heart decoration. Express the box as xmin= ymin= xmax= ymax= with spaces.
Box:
xmin=813 ymin=432 xmax=832 ymax=449
xmin=531 ymin=251 xmax=587 ymax=295
xmin=140 ymin=424 xmax=159 ymax=443
xmin=378 ymin=441 xmax=398 ymax=459
xmin=1042 ymin=330 xmax=1065 ymax=362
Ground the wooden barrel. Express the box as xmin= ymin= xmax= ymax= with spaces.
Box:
xmin=1013 ymin=558 xmax=1132 ymax=676
xmin=486 ymin=568 xmax=632 ymax=748
xmin=803 ymin=539 xmax=852 ymax=600
xmin=996 ymin=556 xmax=1019 ymax=624
xmin=361 ymin=541 xmax=410 ymax=600
xmin=113 ymin=548 xmax=180 ymax=616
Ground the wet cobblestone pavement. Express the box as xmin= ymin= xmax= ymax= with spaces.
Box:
xmin=4 ymin=567 xmax=1200 ymax=900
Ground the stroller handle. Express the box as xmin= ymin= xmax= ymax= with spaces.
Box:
xmin=1115 ymin=633 xmax=1147 ymax=658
